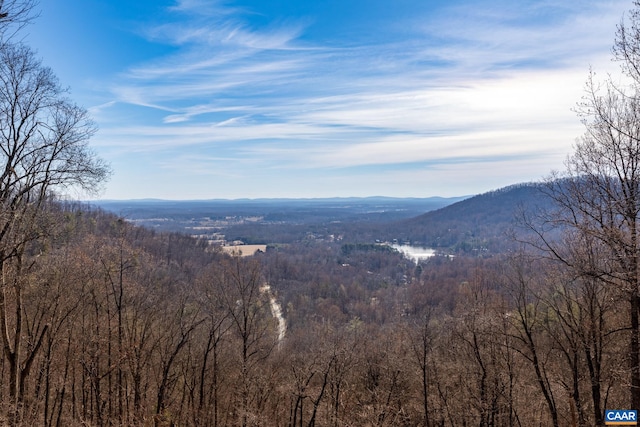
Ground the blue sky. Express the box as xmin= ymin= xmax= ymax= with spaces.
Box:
xmin=23 ymin=0 xmax=630 ymax=199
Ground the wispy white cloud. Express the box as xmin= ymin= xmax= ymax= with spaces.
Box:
xmin=93 ymin=0 xmax=632 ymax=198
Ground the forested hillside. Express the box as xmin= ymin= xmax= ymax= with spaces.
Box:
xmin=383 ymin=182 xmax=554 ymax=254
xmin=0 ymin=201 xmax=630 ymax=427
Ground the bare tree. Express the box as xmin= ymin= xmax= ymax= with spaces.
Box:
xmin=217 ymin=256 xmax=275 ymax=427
xmin=513 ymin=1 xmax=640 ymax=412
xmin=505 ymin=255 xmax=560 ymax=427
xmin=406 ymin=308 xmax=433 ymax=427
xmin=0 ymin=41 xmax=108 ymax=422
xmin=0 ymin=0 xmax=37 ymax=40
xmin=536 ymin=77 xmax=640 ymax=412
xmin=193 ymin=264 xmax=232 ymax=427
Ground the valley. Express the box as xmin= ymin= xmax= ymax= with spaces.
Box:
xmin=0 ymin=180 xmax=631 ymax=426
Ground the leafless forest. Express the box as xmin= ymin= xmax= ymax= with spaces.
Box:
xmin=0 ymin=201 xmax=630 ymax=427
xmin=4 ymin=0 xmax=640 ymax=426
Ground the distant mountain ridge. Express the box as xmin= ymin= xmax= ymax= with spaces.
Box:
xmin=95 ymin=195 xmax=468 ymax=205
xmin=93 ymin=195 xmax=469 ymax=235
xmin=92 ymin=184 xmax=554 ymax=254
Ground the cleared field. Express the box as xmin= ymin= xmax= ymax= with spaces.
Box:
xmin=222 ymin=245 xmax=267 ymax=257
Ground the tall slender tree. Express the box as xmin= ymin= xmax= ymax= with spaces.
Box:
xmin=511 ymin=0 xmax=640 ymax=412
xmin=0 ymin=40 xmax=108 ymax=422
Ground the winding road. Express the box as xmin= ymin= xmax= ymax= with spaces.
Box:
xmin=261 ymin=284 xmax=286 ymax=345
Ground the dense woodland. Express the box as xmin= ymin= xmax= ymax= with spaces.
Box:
xmin=0 ymin=200 xmax=632 ymax=427
xmin=3 ymin=0 xmax=640 ymax=426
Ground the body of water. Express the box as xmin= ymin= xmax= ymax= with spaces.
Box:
xmin=390 ymin=244 xmax=436 ymax=263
